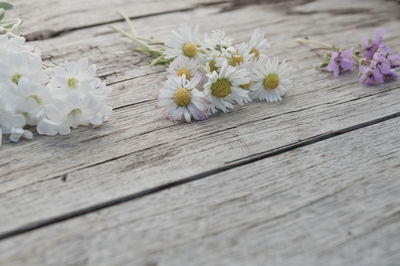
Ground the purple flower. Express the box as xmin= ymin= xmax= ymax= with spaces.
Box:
xmin=326 ymin=49 xmax=355 ymax=77
xmin=379 ymin=44 xmax=400 ymax=69
xmin=359 ymin=65 xmax=383 ymax=86
xmin=373 ymin=52 xmax=397 ymax=79
xmin=361 ymin=27 xmax=385 ymax=60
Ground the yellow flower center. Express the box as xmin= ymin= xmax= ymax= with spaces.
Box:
xmin=229 ymin=54 xmax=244 ymax=67
xmin=174 ymin=87 xmax=191 ymax=107
xmin=183 ymin=42 xmax=197 ymax=58
xmin=12 ymin=73 xmax=22 ymax=85
xmin=209 ymin=60 xmax=218 ymax=72
xmin=250 ymin=47 xmax=260 ymax=60
xmin=240 ymin=81 xmax=252 ymax=90
xmin=177 ymin=68 xmax=190 ymax=79
xmin=26 ymin=95 xmax=42 ymax=105
xmin=68 ymin=77 xmax=78 ymax=89
xmin=263 ymin=74 xmax=280 ymax=90
xmin=211 ymin=78 xmax=231 ymax=98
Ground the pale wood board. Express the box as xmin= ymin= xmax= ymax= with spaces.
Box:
xmin=0 ymin=117 xmax=399 ymax=266
xmin=7 ymin=0 xmax=227 ymax=40
xmin=0 ymin=0 xmax=400 ymax=235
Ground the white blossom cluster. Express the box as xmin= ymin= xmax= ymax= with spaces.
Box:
xmin=0 ymin=9 xmax=112 ymax=146
xmin=158 ymin=25 xmax=292 ymax=123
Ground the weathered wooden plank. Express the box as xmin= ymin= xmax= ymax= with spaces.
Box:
xmin=1 ymin=118 xmax=399 ymax=266
xmin=1 ymin=73 xmax=399 ymax=234
xmin=8 ymin=0 xmax=227 ymax=40
xmin=1 ymin=1 xmax=400 ymax=235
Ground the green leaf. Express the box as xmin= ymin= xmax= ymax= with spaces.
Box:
xmin=0 ymin=11 xmax=4 ymax=21
xmin=3 ymin=22 xmax=13 ymax=29
xmin=319 ymin=53 xmax=331 ymax=68
xmin=319 ymin=61 xmax=329 ymax=68
xmin=0 ymin=2 xmax=13 ymax=10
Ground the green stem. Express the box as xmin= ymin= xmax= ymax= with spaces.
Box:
xmin=150 ymin=55 xmax=165 ymax=66
xmin=116 ymin=10 xmax=165 ymax=45
xmin=296 ymin=38 xmax=334 ymax=49
xmin=108 ymin=25 xmax=150 ymax=49
xmin=116 ymin=9 xmax=137 ymax=36
xmin=353 ymin=53 xmax=364 ymax=63
xmin=200 ymin=66 xmax=211 ymax=74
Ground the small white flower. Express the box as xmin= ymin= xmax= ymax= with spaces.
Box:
xmin=158 ymin=74 xmax=209 ymax=122
xmin=167 ymin=56 xmax=201 ymax=80
xmin=15 ymin=77 xmax=52 ymax=125
xmin=36 ymin=101 xmax=71 ymax=136
xmin=216 ymin=43 xmax=252 ymax=68
xmin=164 ymin=24 xmax=202 ymax=60
xmin=38 ymin=59 xmax=112 ymax=135
xmin=49 ymin=58 xmax=97 ymax=94
xmin=203 ymin=30 xmax=233 ymax=50
xmin=0 ymin=92 xmax=32 ymax=144
xmin=0 ymin=51 xmax=47 ymax=89
xmin=0 ymin=21 xmax=112 ymax=145
xmin=248 ymin=29 xmax=271 ymax=60
xmin=204 ymin=49 xmax=223 ymax=73
xmin=204 ymin=61 xmax=251 ymax=113
xmin=249 ymin=57 xmax=291 ymax=102
xmin=0 ymin=34 xmax=25 ymax=57
xmin=37 ymin=93 xmax=112 ymax=136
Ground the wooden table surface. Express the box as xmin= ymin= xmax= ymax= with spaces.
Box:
xmin=1 ymin=0 xmax=400 ymax=265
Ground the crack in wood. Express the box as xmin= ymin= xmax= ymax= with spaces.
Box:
xmin=0 ymin=111 xmax=399 ymax=242
xmin=24 ymin=1 xmax=229 ymax=41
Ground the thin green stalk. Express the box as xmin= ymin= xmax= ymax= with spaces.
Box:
xmin=108 ymin=25 xmax=149 ymax=49
xmin=200 ymin=65 xmax=211 ymax=74
xmin=116 ymin=9 xmax=137 ymax=36
xmin=296 ymin=38 xmax=334 ymax=49
xmin=116 ymin=10 xmax=165 ymax=45
xmin=150 ymin=55 xmax=165 ymax=66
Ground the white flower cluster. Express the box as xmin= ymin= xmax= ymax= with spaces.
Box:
xmin=157 ymin=25 xmax=292 ymax=123
xmin=0 ymin=13 xmax=112 ymax=146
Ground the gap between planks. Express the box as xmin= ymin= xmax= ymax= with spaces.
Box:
xmin=24 ymin=1 xmax=229 ymax=41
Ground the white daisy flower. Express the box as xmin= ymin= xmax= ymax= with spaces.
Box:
xmin=164 ymin=24 xmax=202 ymax=60
xmin=216 ymin=43 xmax=252 ymax=68
xmin=167 ymin=56 xmax=201 ymax=80
xmin=238 ymin=61 xmax=255 ymax=90
xmin=249 ymin=57 xmax=291 ymax=102
xmin=204 ymin=61 xmax=251 ymax=113
xmin=158 ymin=74 xmax=209 ymax=122
xmin=248 ymin=29 xmax=271 ymax=60
xmin=203 ymin=30 xmax=233 ymax=50
xmin=204 ymin=49 xmax=223 ymax=74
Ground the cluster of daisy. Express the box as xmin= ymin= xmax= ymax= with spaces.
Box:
xmin=111 ymin=12 xmax=291 ymax=123
xmin=0 ymin=3 xmax=112 ymax=146
xmin=297 ymin=28 xmax=400 ymax=86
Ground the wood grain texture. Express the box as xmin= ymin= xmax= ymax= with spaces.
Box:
xmin=8 ymin=0 xmax=227 ymax=40
xmin=1 ymin=118 xmax=399 ymax=266
xmin=1 ymin=0 xmax=400 ymax=236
